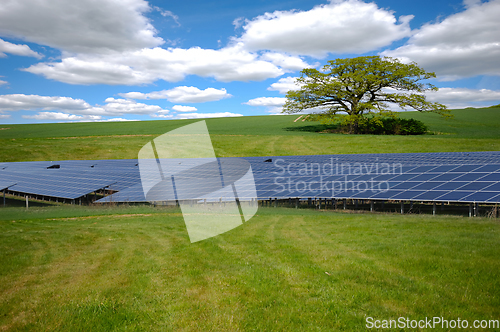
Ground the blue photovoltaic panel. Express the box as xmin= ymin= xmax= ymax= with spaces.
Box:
xmin=1 ymin=151 xmax=499 ymax=204
xmin=390 ymin=190 xmax=427 ymax=200
xmin=449 ymin=165 xmax=482 ymax=172
xmin=434 ymin=191 xmax=475 ymax=201
xmin=477 ymin=173 xmax=500 ymax=182
xmin=429 ymin=173 xmax=463 ymax=181
xmin=462 ymin=192 xmax=499 ymax=202
xmin=414 ymin=191 xmax=450 ymax=201
xmin=0 ymin=181 xmax=16 ymax=191
xmin=391 ymin=182 xmax=417 ymax=190
xmin=452 ymin=173 xmax=488 ymax=181
xmin=433 ymin=182 xmax=468 ymax=190
xmin=411 ymin=182 xmax=446 ymax=190
xmin=472 ymin=165 xmax=500 ymax=172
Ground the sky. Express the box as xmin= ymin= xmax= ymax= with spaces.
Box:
xmin=0 ymin=0 xmax=500 ymax=124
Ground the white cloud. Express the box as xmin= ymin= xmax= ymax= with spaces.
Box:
xmin=0 ymin=79 xmax=8 ymax=86
xmin=0 ymin=114 xmax=10 ymax=119
xmin=425 ymin=87 xmax=500 ymax=108
xmin=0 ymin=0 xmax=163 ymax=54
xmin=24 ymin=44 xmax=286 ymax=85
xmin=244 ymin=97 xmax=288 ymax=115
xmin=176 ymin=112 xmax=243 ymax=119
xmin=150 ymin=110 xmax=173 ymax=118
xmin=245 ymin=97 xmax=287 ymax=107
xmin=153 ymin=7 xmax=180 ymax=27
xmin=0 ymin=94 xmax=93 ymax=112
xmin=96 ymin=117 xmax=140 ymax=122
xmin=172 ymin=105 xmax=197 ymax=112
xmin=267 ymin=77 xmax=303 ymax=94
xmin=0 ymin=94 xmax=169 ymax=117
xmin=382 ymin=0 xmax=500 ymax=80
xmin=22 ymin=112 xmax=101 ymax=121
xmin=0 ymin=38 xmax=42 ymax=58
xmin=234 ymin=0 xmax=413 ymax=58
xmin=259 ymin=53 xmax=311 ymax=71
xmin=120 ymin=86 xmax=231 ymax=103
xmin=102 ymin=98 xmax=164 ymax=114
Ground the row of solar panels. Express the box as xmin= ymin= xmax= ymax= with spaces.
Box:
xmin=1 ymin=151 xmax=499 ymax=203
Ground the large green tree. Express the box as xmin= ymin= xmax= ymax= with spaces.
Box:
xmin=283 ymin=56 xmax=450 ymax=133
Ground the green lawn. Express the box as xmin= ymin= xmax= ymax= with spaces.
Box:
xmin=1 ymin=107 xmax=499 ymax=162
xmin=1 ymin=107 xmax=499 ymax=330
xmin=1 ymin=205 xmax=499 ymax=331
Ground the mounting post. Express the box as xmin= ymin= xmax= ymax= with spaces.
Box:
xmin=433 ymin=202 xmax=436 ymax=215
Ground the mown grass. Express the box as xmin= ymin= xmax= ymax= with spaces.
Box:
xmin=1 ymin=107 xmax=499 ymax=162
xmin=1 ymin=206 xmax=499 ymax=331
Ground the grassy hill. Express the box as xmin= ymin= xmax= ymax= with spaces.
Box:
xmin=0 ymin=107 xmax=499 ymax=162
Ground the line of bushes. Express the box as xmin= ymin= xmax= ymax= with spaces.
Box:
xmin=355 ymin=117 xmax=428 ymax=135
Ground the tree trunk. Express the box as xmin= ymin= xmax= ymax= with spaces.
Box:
xmin=349 ymin=121 xmax=359 ymax=134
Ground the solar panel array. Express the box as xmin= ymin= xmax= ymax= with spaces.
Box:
xmin=1 ymin=151 xmax=499 ymax=203
xmin=0 ymin=159 xmax=138 ymax=200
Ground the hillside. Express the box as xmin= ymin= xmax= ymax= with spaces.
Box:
xmin=0 ymin=107 xmax=499 ymax=162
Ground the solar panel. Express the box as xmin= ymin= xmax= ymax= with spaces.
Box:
xmin=0 ymin=181 xmax=16 ymax=191
xmin=1 ymin=151 xmax=500 ymax=204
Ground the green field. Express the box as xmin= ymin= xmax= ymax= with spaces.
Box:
xmin=1 ymin=108 xmax=500 ymax=331
xmin=1 ymin=205 xmax=499 ymax=331
xmin=1 ymin=107 xmax=499 ymax=162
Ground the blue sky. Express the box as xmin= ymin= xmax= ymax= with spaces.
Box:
xmin=0 ymin=0 xmax=499 ymax=124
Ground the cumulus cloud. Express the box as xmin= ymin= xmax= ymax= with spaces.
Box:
xmin=0 ymin=94 xmax=169 ymax=117
xmin=22 ymin=112 xmax=101 ymax=121
xmin=267 ymin=77 xmax=303 ymax=94
xmin=0 ymin=94 xmax=93 ymax=112
xmin=0 ymin=0 xmax=163 ymax=54
xmin=259 ymin=53 xmax=312 ymax=71
xmin=425 ymin=87 xmax=500 ymax=108
xmin=120 ymin=86 xmax=231 ymax=103
xmin=0 ymin=38 xmax=42 ymax=58
xmin=97 ymin=117 xmax=140 ymax=122
xmin=234 ymin=0 xmax=413 ymax=58
xmin=172 ymin=105 xmax=197 ymax=112
xmin=244 ymin=97 xmax=288 ymax=115
xmin=382 ymin=0 xmax=500 ymax=80
xmin=244 ymin=97 xmax=287 ymax=107
xmin=150 ymin=110 xmax=172 ymax=118
xmin=176 ymin=112 xmax=243 ymax=119
xmin=102 ymin=98 xmax=164 ymax=114
xmin=24 ymin=44 xmax=287 ymax=84
xmin=1 ymin=0 xmax=316 ymax=85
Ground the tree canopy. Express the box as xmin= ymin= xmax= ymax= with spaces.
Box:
xmin=282 ymin=56 xmax=450 ymax=133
